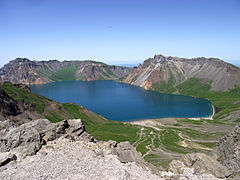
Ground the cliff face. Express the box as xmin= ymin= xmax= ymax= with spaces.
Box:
xmin=0 ymin=58 xmax=133 ymax=84
xmin=214 ymin=124 xmax=240 ymax=175
xmin=122 ymin=54 xmax=240 ymax=92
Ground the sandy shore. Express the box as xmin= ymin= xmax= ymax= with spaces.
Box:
xmin=188 ymin=105 xmax=215 ymax=120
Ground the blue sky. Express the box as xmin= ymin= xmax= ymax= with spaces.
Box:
xmin=0 ymin=0 xmax=240 ymax=67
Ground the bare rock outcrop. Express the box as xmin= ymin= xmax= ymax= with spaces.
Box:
xmin=214 ymin=124 xmax=240 ymax=176
xmin=113 ymin=141 xmax=161 ymax=175
xmin=113 ymin=141 xmax=142 ymax=163
xmin=0 ymin=137 xmax=223 ymax=180
xmin=169 ymin=153 xmax=230 ymax=178
xmin=0 ymin=119 xmax=92 ymax=162
xmin=0 ymin=138 xmax=164 ymax=180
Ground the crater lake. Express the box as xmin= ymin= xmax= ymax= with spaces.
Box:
xmin=30 ymin=80 xmax=213 ymax=122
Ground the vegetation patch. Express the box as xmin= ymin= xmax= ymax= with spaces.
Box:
xmin=136 ymin=138 xmax=151 ymax=155
xmin=153 ymin=134 xmax=161 ymax=148
xmin=105 ymin=68 xmax=117 ymax=78
xmin=197 ymin=142 xmax=216 ymax=149
xmin=152 ymin=70 xmax=176 ymax=93
xmin=50 ymin=68 xmax=77 ymax=81
xmin=159 ymin=129 xmax=202 ymax=154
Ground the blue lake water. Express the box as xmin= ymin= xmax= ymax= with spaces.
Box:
xmin=30 ymin=80 xmax=213 ymax=122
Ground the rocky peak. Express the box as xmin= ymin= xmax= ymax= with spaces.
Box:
xmin=152 ymin=54 xmax=228 ymax=65
xmin=12 ymin=58 xmax=31 ymax=63
xmin=7 ymin=58 xmax=37 ymax=69
xmin=123 ymin=53 xmax=240 ymax=91
xmin=154 ymin=54 xmax=181 ymax=61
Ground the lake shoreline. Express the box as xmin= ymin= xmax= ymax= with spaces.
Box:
xmin=187 ymin=105 xmax=215 ymax=120
xmin=126 ymin=105 xmax=215 ymax=125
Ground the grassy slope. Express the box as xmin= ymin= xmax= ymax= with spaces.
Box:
xmin=50 ymin=68 xmax=77 ymax=81
xmin=152 ymin=78 xmax=240 ymax=123
xmin=176 ymin=78 xmax=240 ymax=122
xmin=36 ymin=67 xmax=78 ymax=81
xmin=37 ymin=65 xmax=118 ymax=82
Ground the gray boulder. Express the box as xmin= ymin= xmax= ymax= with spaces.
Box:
xmin=0 ymin=119 xmax=93 ymax=160
xmin=0 ymin=123 xmax=43 ymax=158
xmin=113 ymin=141 xmax=141 ymax=163
xmin=113 ymin=141 xmax=161 ymax=175
xmin=65 ymin=119 xmax=85 ymax=140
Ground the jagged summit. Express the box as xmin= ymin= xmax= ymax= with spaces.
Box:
xmin=153 ymin=54 xmax=182 ymax=60
xmin=11 ymin=57 xmax=31 ymax=62
xmin=152 ymin=54 xmax=224 ymax=63
xmin=122 ymin=54 xmax=240 ymax=91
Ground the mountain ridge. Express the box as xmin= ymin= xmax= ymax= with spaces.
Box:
xmin=0 ymin=58 xmax=132 ymax=85
xmin=122 ymin=54 xmax=240 ymax=92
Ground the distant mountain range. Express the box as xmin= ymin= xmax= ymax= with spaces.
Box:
xmin=1 ymin=55 xmax=240 ymax=92
xmin=0 ymin=58 xmax=132 ymax=85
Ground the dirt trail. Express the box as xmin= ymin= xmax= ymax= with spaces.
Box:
xmin=178 ymin=132 xmax=218 ymax=143
xmin=133 ymin=127 xmax=145 ymax=147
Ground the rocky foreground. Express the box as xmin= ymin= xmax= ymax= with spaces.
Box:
xmin=1 ymin=118 xmax=239 ymax=179
xmin=0 ymin=133 xmax=220 ymax=180
xmin=1 ymin=138 xmax=163 ymax=180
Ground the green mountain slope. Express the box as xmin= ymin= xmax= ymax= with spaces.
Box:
xmin=152 ymin=78 xmax=240 ymax=123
